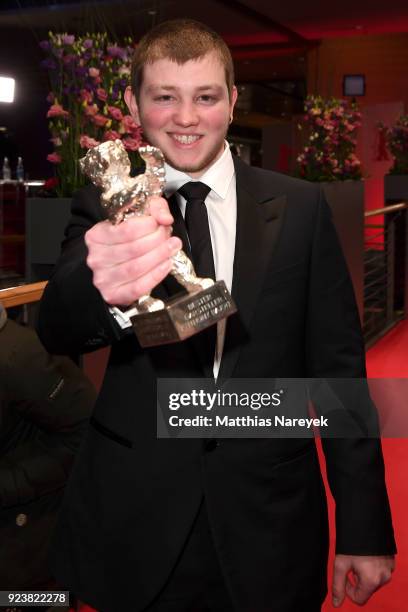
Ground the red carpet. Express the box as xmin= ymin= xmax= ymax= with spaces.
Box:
xmin=73 ymin=320 xmax=408 ymax=612
xmin=321 ymin=319 xmax=408 ymax=611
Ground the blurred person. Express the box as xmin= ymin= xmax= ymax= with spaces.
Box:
xmin=38 ymin=19 xmax=395 ymax=612
xmin=0 ymin=302 xmax=96 ymax=612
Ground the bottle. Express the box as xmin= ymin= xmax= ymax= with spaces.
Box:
xmin=16 ymin=156 xmax=24 ymax=182
xmin=2 ymin=157 xmax=11 ymax=181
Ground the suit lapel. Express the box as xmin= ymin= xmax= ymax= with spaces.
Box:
xmin=217 ymin=158 xmax=286 ymax=382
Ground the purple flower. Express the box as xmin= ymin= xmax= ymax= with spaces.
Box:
xmin=62 ymin=34 xmax=75 ymax=45
xmin=83 ymin=39 xmax=93 ymax=49
xmin=107 ymin=45 xmax=126 ymax=59
xmin=39 ymin=40 xmax=51 ymax=51
xmin=41 ymin=58 xmax=57 ymax=70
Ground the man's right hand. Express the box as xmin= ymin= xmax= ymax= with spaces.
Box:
xmin=84 ymin=196 xmax=182 ymax=306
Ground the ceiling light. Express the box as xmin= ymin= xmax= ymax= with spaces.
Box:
xmin=0 ymin=76 xmax=15 ymax=103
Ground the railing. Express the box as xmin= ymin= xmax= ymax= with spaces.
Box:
xmin=0 ymin=281 xmax=47 ymax=308
xmin=364 ymin=202 xmax=407 ymax=346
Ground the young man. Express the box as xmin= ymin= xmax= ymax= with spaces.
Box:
xmin=38 ymin=19 xmax=395 ymax=612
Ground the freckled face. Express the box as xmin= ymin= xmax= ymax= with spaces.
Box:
xmin=125 ymin=52 xmax=237 ymax=178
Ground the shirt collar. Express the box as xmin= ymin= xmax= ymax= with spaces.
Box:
xmin=164 ymin=140 xmax=235 ymax=200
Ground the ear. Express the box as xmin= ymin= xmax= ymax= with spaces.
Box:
xmin=230 ymin=85 xmax=238 ymax=115
xmin=124 ymin=86 xmax=141 ymax=124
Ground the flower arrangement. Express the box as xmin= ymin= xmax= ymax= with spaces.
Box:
xmin=378 ymin=115 xmax=408 ymax=175
xmin=296 ymin=95 xmax=362 ymax=182
xmin=40 ymin=32 xmax=143 ymax=197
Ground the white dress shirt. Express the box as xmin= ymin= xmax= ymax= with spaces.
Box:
xmin=164 ymin=141 xmax=237 ymax=378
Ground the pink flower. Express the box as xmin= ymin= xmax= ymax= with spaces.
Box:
xmin=92 ymin=114 xmax=109 ymax=127
xmin=122 ymin=114 xmax=139 ymax=133
xmin=44 ymin=177 xmax=59 ymax=190
xmin=84 ymin=104 xmax=99 ymax=117
xmin=350 ymin=154 xmax=361 ymax=166
xmin=123 ymin=136 xmax=141 ymax=151
xmin=108 ymin=106 xmax=123 ymax=121
xmin=47 ymin=103 xmax=69 ymax=118
xmin=118 ymin=65 xmax=131 ymax=76
xmin=104 ymin=130 xmax=121 ymax=141
xmin=96 ymin=88 xmax=108 ymax=102
xmin=79 ymin=135 xmax=100 ymax=148
xmin=63 ymin=54 xmax=75 ymax=65
xmin=89 ymin=67 xmax=100 ymax=78
xmin=80 ymin=89 xmax=93 ymax=103
xmin=47 ymin=152 xmax=62 ymax=163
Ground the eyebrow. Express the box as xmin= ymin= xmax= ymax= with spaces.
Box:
xmin=146 ymin=84 xmax=224 ymax=93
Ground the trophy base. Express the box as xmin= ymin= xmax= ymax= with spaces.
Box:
xmin=130 ymin=281 xmax=237 ymax=347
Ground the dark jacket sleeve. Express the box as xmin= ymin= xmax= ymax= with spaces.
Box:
xmin=37 ymin=184 xmax=128 ymax=356
xmin=0 ymin=320 xmax=96 ymax=507
xmin=306 ymin=190 xmax=396 ymax=555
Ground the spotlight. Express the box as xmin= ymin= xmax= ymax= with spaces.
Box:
xmin=0 ymin=77 xmax=15 ymax=103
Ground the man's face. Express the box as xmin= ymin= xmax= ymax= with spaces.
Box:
xmin=125 ymin=52 xmax=237 ymax=178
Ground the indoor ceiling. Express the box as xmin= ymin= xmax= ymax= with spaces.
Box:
xmin=0 ymin=0 xmax=408 ymax=39
xmin=1 ymin=1 xmax=407 ymax=81
xmin=1 ymin=0 xmax=408 ymax=122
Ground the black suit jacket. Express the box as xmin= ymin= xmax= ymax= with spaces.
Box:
xmin=37 ymin=157 xmax=396 ymax=612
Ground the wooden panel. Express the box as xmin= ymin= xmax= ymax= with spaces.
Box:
xmin=308 ymin=33 xmax=408 ymax=108
xmin=0 ymin=281 xmax=47 ymax=308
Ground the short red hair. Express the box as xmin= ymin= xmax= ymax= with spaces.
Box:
xmin=131 ymin=19 xmax=235 ymax=101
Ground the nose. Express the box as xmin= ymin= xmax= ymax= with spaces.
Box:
xmin=173 ymin=100 xmax=199 ymax=127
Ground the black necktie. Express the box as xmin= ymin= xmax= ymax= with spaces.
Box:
xmin=178 ymin=181 xmax=216 ymax=376
xmin=178 ymin=181 xmax=214 ymax=280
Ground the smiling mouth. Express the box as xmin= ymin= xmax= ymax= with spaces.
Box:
xmin=170 ymin=134 xmax=202 ymax=145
